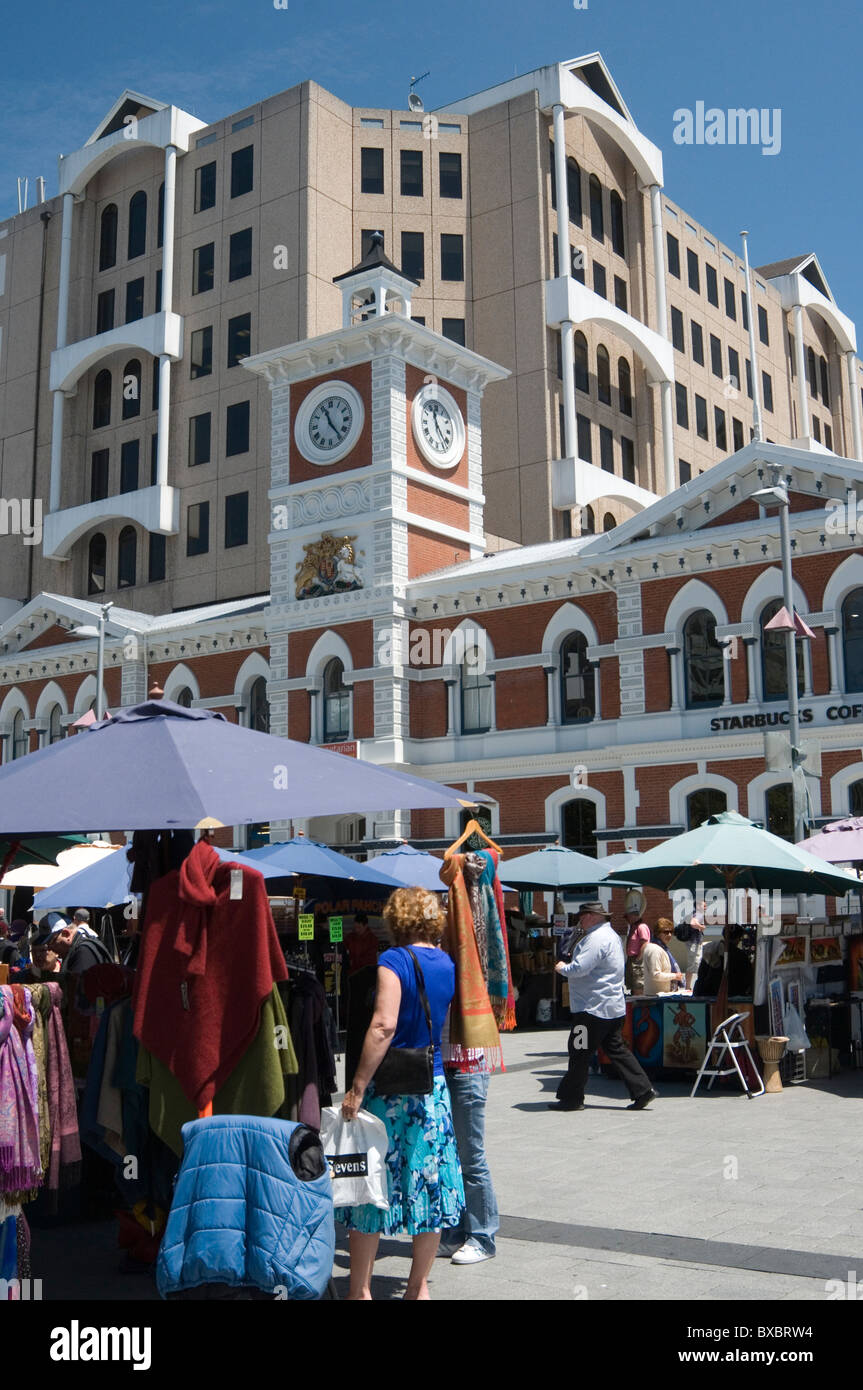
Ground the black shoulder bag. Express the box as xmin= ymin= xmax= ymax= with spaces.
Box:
xmin=373 ymin=947 xmax=435 ymax=1096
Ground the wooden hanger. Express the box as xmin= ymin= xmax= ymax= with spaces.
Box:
xmin=444 ymin=818 xmax=503 ymax=858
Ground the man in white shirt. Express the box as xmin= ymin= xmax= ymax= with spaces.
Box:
xmin=550 ymin=900 xmax=656 ymax=1112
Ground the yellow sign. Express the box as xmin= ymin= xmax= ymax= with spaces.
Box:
xmin=298 ymin=913 xmax=314 ymax=941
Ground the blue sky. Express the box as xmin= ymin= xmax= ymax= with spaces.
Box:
xmin=3 ymin=0 xmax=861 ymax=326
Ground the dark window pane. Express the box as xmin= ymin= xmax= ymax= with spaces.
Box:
xmin=761 ymin=598 xmax=805 ymax=701
xmin=574 ymin=332 xmax=589 ymax=393
xmin=152 ymin=357 xmax=160 ymax=411
xmin=442 ymin=317 xmax=465 ymax=345
xmin=679 ymin=458 xmax=691 ymax=484
xmin=695 ymin=394 xmax=708 ymax=439
xmin=589 ymin=175 xmax=603 ymax=242
xmin=618 ymin=358 xmax=632 ymax=416
xmin=189 ymin=412 xmax=211 ymax=466
xmin=732 ymin=417 xmax=744 ymax=450
xmin=400 ymin=148 xmax=423 ymax=197
xmin=728 ymin=346 xmax=741 ymax=393
xmin=195 ymin=162 xmax=216 ymax=213
xmin=691 ymin=321 xmax=704 ymax=365
xmin=93 ymin=370 xmax=112 ymax=429
xmin=96 ymin=289 xmax=115 ymax=334
xmin=710 ymin=333 xmax=723 ymax=377
xmin=322 ymin=660 xmax=350 ymax=742
xmin=705 ymin=264 xmax=718 ymax=306
xmin=667 ymin=232 xmax=680 ymax=278
xmin=559 ymin=633 xmax=595 ymax=723
xmin=99 ymin=204 xmax=118 ymax=271
xmin=597 ymin=346 xmax=611 ymax=404
xmin=125 ymin=277 xmax=145 ymax=323
xmin=120 ymin=438 xmax=139 ymax=493
xmin=117 ymin=526 xmax=137 ymax=588
xmin=155 ymin=269 xmax=162 ymax=312
xmin=593 ymin=262 xmax=607 ymax=299
xmin=762 ymin=371 xmax=774 ymax=413
xmin=820 ymin=356 xmax=830 ymax=407
xmin=576 ymin=413 xmax=592 ymax=462
xmin=599 ymin=424 xmax=614 ymax=472
xmin=400 ymin=230 xmax=424 ymax=280
xmin=225 ymin=491 xmax=249 ymax=548
xmin=191 ymin=325 xmax=213 ymax=379
xmin=714 ymin=406 xmax=727 ymax=450
xmin=609 ymin=190 xmax=624 ymax=255
xmin=758 ymin=304 xmax=769 ymax=345
xmin=193 ymin=242 xmax=215 ymax=294
xmin=813 ymin=416 xmax=821 ymax=442
xmin=440 ymin=233 xmax=464 ymax=281
xmin=766 ymin=783 xmax=793 ymax=841
xmin=686 ymin=788 xmax=726 ymax=829
xmin=675 ymin=382 xmax=689 ymax=428
xmin=808 ymin=347 xmax=818 ymax=398
xmin=570 ymin=243 xmax=585 ymax=283
xmin=90 ymin=449 xmax=109 ymax=501
xmin=684 ymin=610 xmax=724 ymax=707
xmin=187 ymin=501 xmax=210 ymax=556
xmin=360 ymin=147 xmax=384 ymax=194
xmin=150 ymin=433 xmax=158 ymax=483
xmin=439 ymin=150 xmax=462 ymax=198
xmin=361 ymin=228 xmax=383 ymax=258
xmin=88 ymin=534 xmax=106 ymax=594
xmin=741 ymin=291 xmax=749 ymax=330
xmin=621 ymin=436 xmax=635 ymax=482
xmin=460 ymin=650 xmax=492 ymax=734
xmin=843 ymin=589 xmax=863 ymax=692
xmin=567 ymin=159 xmax=583 ymax=226
xmin=229 ymin=227 xmax=253 ymax=281
xmin=148 ymin=532 xmax=166 ymax=582
xmin=613 ymin=275 xmax=627 ymax=311
xmin=746 ymin=358 xmax=753 ymax=398
xmin=671 ymin=306 xmax=684 ymax=352
xmin=724 ymin=277 xmax=736 ymax=320
xmin=128 ymin=191 xmax=147 ymax=259
xmin=157 ymin=182 xmax=164 ymax=249
xmin=687 ymin=248 xmax=700 ymax=292
xmin=226 ymin=399 xmax=250 ymax=455
xmin=825 ymin=423 xmax=833 ymax=450
xmin=561 ymin=799 xmax=596 ymax=856
xmin=227 ymin=313 xmax=251 ymax=367
xmin=230 ymin=145 xmax=254 ymax=198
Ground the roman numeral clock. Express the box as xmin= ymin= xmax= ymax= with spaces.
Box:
xmin=294 ymin=381 xmax=365 ymax=465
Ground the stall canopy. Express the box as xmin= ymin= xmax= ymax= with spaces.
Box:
xmin=797 ymin=817 xmax=863 ymax=865
xmin=0 ymin=698 xmax=485 ymax=835
xmin=242 ymin=837 xmax=400 ymax=887
xmin=603 ymin=811 xmax=862 ymax=895
xmin=1 ymin=841 xmax=118 ymax=890
xmin=369 ymin=843 xmax=448 ymax=892
xmin=498 ymin=843 xmax=609 ymax=890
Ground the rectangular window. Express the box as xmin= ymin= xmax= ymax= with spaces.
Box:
xmin=679 ymin=459 xmax=691 ymax=484
xmin=669 ymin=305 xmax=684 ymax=352
xmin=193 ymin=242 xmax=215 ymax=294
xmin=724 ymin=277 xmax=736 ymax=320
xmin=187 ymin=501 xmax=210 ymax=556
xmin=599 ymin=425 xmax=614 ymax=473
xmin=90 ymin=449 xmax=109 ymax=502
xmin=400 ymin=230 xmax=425 ymax=280
xmin=440 ymin=233 xmax=464 ymax=281
xmin=150 ymin=433 xmax=158 ymax=484
xmin=675 ymin=383 xmax=689 ymax=428
xmin=667 ymin=232 xmax=680 ymax=278
xmin=758 ymin=304 xmax=769 ymax=345
xmin=439 ymin=122 xmax=461 ymax=134
xmin=592 ymin=262 xmax=607 ymax=299
xmin=231 ymin=115 xmax=254 ymax=133
xmin=96 ymin=289 xmax=115 ymax=334
xmin=189 ymin=412 xmax=211 ymax=466
xmin=225 ymin=399 xmax=250 ymax=455
xmin=705 ymin=264 xmax=718 ymax=306
xmin=400 ymin=149 xmax=423 ymax=197
xmin=195 ymin=162 xmax=216 ymax=213
xmin=813 ymin=416 xmax=821 ymax=442
xmin=714 ymin=406 xmax=727 ymax=451
xmin=229 ymin=227 xmax=253 ymax=281
xmin=728 ymin=346 xmax=741 ymax=393
xmin=762 ymin=370 xmax=774 ymax=412
xmin=732 ymin=417 xmax=744 ymax=450
xmin=225 ymin=491 xmax=249 ymax=548
xmin=613 ymin=275 xmax=627 ymax=312
xmin=399 ymin=120 xmax=422 ymax=132
xmin=190 ymin=326 xmax=213 ymax=379
xmin=148 ymin=532 xmax=166 ymax=582
xmin=825 ymin=422 xmax=833 ymax=450
xmin=360 ymin=147 xmax=384 ymax=194
xmin=155 ymin=269 xmax=162 ymax=313
xmin=576 ymin=413 xmax=592 ymax=463
xmin=125 ymin=278 xmax=145 ymax=323
xmin=745 ymin=358 xmax=753 ymax=398
xmin=227 ymin=312 xmax=251 ymax=367
xmin=695 ymin=393 xmax=709 ymax=439
xmin=691 ymin=320 xmax=704 ymax=365
xmin=687 ymin=248 xmax=700 ymax=293
xmin=820 ymin=357 xmax=831 ymax=406
xmin=196 ymin=132 xmax=218 ymax=148
xmin=571 ymin=244 xmax=585 ymax=284
xmin=710 ymin=333 xmax=723 ymax=378
xmin=621 ymin=436 xmax=635 ymax=483
xmin=120 ymin=438 xmax=139 ymax=493
xmin=230 ymin=145 xmax=254 ymax=198
xmin=411 ymin=315 xmax=426 ymax=325
xmin=442 ymin=317 xmax=465 ymax=345
xmin=439 ymin=150 xmax=463 ymax=199
xmin=361 ymin=117 xmax=384 ymax=129
xmin=740 ymin=291 xmax=749 ymax=330
xmin=361 ymin=228 xmax=382 ymax=259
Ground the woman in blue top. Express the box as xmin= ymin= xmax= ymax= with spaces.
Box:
xmin=339 ymin=887 xmax=464 ymax=1300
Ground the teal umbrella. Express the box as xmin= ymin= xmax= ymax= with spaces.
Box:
xmin=497 ymin=843 xmax=606 ymax=891
xmin=603 ymin=811 xmax=862 ymax=896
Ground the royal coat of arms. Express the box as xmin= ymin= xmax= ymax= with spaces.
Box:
xmin=295 ymin=534 xmax=362 ymax=599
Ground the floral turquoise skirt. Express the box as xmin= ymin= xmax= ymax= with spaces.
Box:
xmin=335 ymin=1077 xmax=464 ymax=1236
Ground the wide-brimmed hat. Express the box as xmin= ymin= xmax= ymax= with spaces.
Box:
xmin=577 ymin=899 xmax=606 ymax=916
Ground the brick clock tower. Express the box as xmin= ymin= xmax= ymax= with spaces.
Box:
xmin=244 ymin=236 xmax=507 ymax=838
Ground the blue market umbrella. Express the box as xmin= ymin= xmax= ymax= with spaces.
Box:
xmin=242 ymin=837 xmax=400 ymax=888
xmin=498 ymin=843 xmax=609 ymax=891
xmin=370 ymin=843 xmax=448 ymax=892
xmin=32 ymin=842 xmax=293 ymax=911
xmin=0 ymin=699 xmax=484 ymax=836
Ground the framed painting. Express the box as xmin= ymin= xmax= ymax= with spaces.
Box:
xmin=773 ymin=936 xmax=806 ymax=967
xmin=629 ymin=1000 xmax=663 ymax=1069
xmin=848 ymin=937 xmax=863 ymax=994
xmin=663 ymin=999 xmax=708 ymax=1068
xmin=809 ymin=937 xmax=843 ymax=966
xmin=768 ymin=976 xmax=785 ymax=1037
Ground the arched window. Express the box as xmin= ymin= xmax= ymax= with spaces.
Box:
xmin=566 ymin=157 xmax=582 ymax=226
xmin=175 ymin=687 xmax=193 ymax=708
xmin=11 ymin=710 xmax=28 ymax=760
xmin=603 ymin=513 xmax=616 ymax=532
xmin=589 ymin=175 xmax=604 ymax=243
xmin=99 ymin=203 xmax=118 ymax=271
xmin=582 ymin=505 xmax=595 ymax=535
xmin=760 ymin=599 xmax=805 ymax=701
xmin=128 ymin=191 xmax=147 ymax=259
xmin=157 ymin=182 xmax=165 ymax=249
xmin=842 ymin=589 xmax=863 ymax=692
xmin=559 ymin=633 xmax=595 ymax=723
xmin=460 ymin=647 xmax=492 ymax=734
xmin=574 ymin=331 xmax=589 ymax=393
xmin=122 ymin=359 xmax=142 ymax=420
xmin=117 ymin=527 xmax=137 ymax=589
xmin=609 ymin=190 xmax=625 ymax=257
xmin=765 ymin=783 xmax=793 ymax=841
xmin=249 ymin=676 xmax=269 ymax=733
xmin=850 ymin=779 xmax=863 ymax=817
xmin=683 ymin=609 xmax=724 ymax=707
xmin=561 ymin=798 xmax=597 ymax=857
xmin=686 ymin=787 xmax=727 ymax=829
xmin=597 ymin=345 xmax=611 ymax=404
xmin=47 ymin=704 xmax=63 ymax=744
xmin=618 ymin=358 xmax=632 ymax=415
xmin=322 ymin=659 xmax=349 ymax=743
xmin=93 ymin=369 xmax=112 ymax=429
xmin=87 ymin=533 xmax=106 ymax=595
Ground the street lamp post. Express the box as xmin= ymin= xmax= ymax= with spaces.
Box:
xmin=72 ymin=602 xmax=113 ymax=721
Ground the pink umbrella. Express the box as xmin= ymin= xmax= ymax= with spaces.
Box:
xmin=797 ymin=817 xmax=863 ymax=864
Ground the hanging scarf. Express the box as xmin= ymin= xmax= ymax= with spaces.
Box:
xmin=478 ymin=849 xmax=517 ymax=1031
xmin=440 ymin=854 xmax=504 ymax=1072
xmin=0 ymin=987 xmax=42 ymax=1201
xmin=42 ymin=984 xmax=81 ymax=1195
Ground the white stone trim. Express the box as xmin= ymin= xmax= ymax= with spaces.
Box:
xmin=163 ymin=662 xmax=201 ymax=705
xmin=668 ymin=771 xmax=739 ymax=828
xmin=828 ymin=758 xmax=863 ymax=819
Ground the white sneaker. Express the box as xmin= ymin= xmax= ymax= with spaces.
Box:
xmin=450 ymin=1240 xmax=494 ymax=1265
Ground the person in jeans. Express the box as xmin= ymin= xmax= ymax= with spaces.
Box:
xmin=550 ymin=900 xmax=656 ymax=1112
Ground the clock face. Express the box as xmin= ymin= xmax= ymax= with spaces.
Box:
xmin=295 ymin=380 xmax=365 ymax=465
xmin=411 ymin=383 xmax=465 ymax=470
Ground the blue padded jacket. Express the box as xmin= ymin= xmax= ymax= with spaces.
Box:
xmin=157 ymin=1115 xmax=335 ymax=1300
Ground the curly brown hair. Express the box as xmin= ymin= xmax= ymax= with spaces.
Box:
xmin=383 ymin=887 xmax=444 ymax=946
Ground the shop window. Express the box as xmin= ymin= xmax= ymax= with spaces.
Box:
xmin=93 ymin=370 xmax=112 ymax=429
xmin=765 ymin=783 xmax=793 ymax=841
xmin=559 ymin=632 xmax=595 ymax=723
xmin=128 ymin=191 xmax=147 ymax=260
xmin=683 ymin=610 xmax=724 ymax=707
xmin=117 ymin=527 xmax=137 ymax=588
xmin=248 ymin=676 xmax=269 ymax=733
xmin=686 ymin=787 xmax=727 ymax=829
xmin=760 ymin=598 xmax=805 ymax=701
xmin=99 ymin=204 xmax=118 ymax=270
xmin=460 ymin=649 xmax=492 ymax=734
xmin=122 ymin=359 xmax=142 ymax=420
xmin=561 ymin=798 xmax=597 ymax=857
xmin=88 ymin=533 xmax=107 ymax=595
xmin=842 ymin=589 xmax=863 ymax=692
xmin=322 ymin=659 xmax=349 ymax=743
xmin=597 ymin=345 xmax=611 ymax=404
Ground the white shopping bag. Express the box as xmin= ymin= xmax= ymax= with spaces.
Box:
xmin=319 ymin=1106 xmax=390 ymax=1209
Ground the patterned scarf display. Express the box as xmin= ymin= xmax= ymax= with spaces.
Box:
xmin=42 ymin=983 xmax=82 ymax=1195
xmin=440 ymin=849 xmax=515 ymax=1071
xmin=0 ymin=987 xmax=42 ymax=1201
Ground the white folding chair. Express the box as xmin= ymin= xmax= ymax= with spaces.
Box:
xmin=690 ymin=1011 xmax=765 ymax=1099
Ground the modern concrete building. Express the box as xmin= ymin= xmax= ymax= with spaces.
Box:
xmin=0 ymin=54 xmax=861 ymax=619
